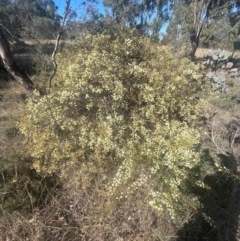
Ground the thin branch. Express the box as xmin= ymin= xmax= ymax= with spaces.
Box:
xmin=48 ymin=0 xmax=71 ymax=93
xmin=25 ymin=31 xmax=44 ymax=48
xmin=0 ymin=23 xmax=17 ymax=41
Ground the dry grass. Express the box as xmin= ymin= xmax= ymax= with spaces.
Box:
xmin=0 ymin=81 xmax=28 ymax=158
xmin=0 ymin=177 xmax=176 ymax=241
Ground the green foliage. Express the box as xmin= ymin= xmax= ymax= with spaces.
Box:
xmin=166 ymin=0 xmax=240 ymax=56
xmin=200 ymin=18 xmax=239 ymax=50
xmin=0 ymin=0 xmax=60 ymax=39
xmin=18 ymin=29 xmax=211 ymax=224
xmin=103 ymin=0 xmax=141 ymax=24
xmin=103 ymin=0 xmax=169 ymax=39
xmin=165 ymin=2 xmax=192 ymax=52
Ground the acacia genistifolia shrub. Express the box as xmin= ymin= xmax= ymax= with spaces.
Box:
xmin=18 ymin=29 xmax=211 ymax=224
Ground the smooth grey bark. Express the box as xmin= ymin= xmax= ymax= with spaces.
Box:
xmin=190 ymin=0 xmax=213 ymax=59
xmin=0 ymin=27 xmax=34 ymax=91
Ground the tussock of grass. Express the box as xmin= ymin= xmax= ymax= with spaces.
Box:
xmin=0 ymin=176 xmax=176 ymax=241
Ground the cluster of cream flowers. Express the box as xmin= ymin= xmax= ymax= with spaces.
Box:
xmin=18 ymin=30 xmax=211 ymax=224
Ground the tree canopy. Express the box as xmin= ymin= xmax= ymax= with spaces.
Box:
xmin=103 ymin=0 xmax=240 ymax=55
xmin=0 ymin=0 xmax=61 ymax=39
xmin=103 ymin=0 xmax=170 ymax=38
xmin=166 ymin=0 xmax=240 ymax=56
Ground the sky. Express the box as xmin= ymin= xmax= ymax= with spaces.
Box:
xmin=54 ymin=0 xmax=168 ymax=33
xmin=54 ymin=0 xmax=105 ymax=16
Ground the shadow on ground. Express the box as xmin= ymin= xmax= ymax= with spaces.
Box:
xmin=175 ymin=150 xmax=240 ymax=241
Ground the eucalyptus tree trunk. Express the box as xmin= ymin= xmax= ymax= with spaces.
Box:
xmin=0 ymin=28 xmax=34 ymax=91
xmin=190 ymin=29 xmax=199 ymax=59
xmin=190 ymin=0 xmax=213 ymax=59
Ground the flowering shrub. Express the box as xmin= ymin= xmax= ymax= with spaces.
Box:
xmin=18 ymin=29 xmax=210 ymax=223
